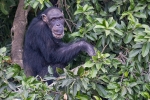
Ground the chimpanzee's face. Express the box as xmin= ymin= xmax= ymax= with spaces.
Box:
xmin=42 ymin=8 xmax=65 ymax=39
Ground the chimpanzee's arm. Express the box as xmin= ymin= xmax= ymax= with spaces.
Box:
xmin=36 ymin=34 xmax=95 ymax=64
xmin=52 ymin=41 xmax=95 ymax=64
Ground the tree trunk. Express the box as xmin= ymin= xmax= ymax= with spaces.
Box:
xmin=11 ymin=0 xmax=30 ymax=68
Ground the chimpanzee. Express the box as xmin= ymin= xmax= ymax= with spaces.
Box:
xmin=23 ymin=7 xmax=95 ymax=84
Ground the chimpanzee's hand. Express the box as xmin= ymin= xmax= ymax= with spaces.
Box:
xmin=86 ymin=43 xmax=96 ymax=56
xmin=79 ymin=41 xmax=96 ymax=56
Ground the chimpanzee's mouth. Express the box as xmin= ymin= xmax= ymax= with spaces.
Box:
xmin=52 ymin=32 xmax=64 ymax=39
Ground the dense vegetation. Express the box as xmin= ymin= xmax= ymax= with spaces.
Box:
xmin=0 ymin=0 xmax=150 ymax=99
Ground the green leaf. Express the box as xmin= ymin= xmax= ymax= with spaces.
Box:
xmin=61 ymin=79 xmax=73 ymax=87
xmin=0 ymin=86 xmax=7 ymax=94
xmin=96 ymin=63 xmax=102 ymax=70
xmin=90 ymin=67 xmax=97 ymax=78
xmin=48 ymin=66 xmax=53 ymax=74
xmin=120 ymin=11 xmax=131 ymax=19
xmin=129 ymin=49 xmax=141 ymax=57
xmin=87 ymin=6 xmax=93 ymax=11
xmin=105 ymin=30 xmax=110 ymax=36
xmin=84 ymin=60 xmax=94 ymax=68
xmin=104 ymin=20 xmax=109 ymax=28
xmin=77 ymin=66 xmax=84 ymax=76
xmin=107 ymin=83 xmax=119 ymax=89
xmin=93 ymin=96 xmax=102 ymax=100
xmin=32 ymin=1 xmax=39 ymax=9
xmin=76 ymin=94 xmax=89 ymax=100
xmin=39 ymin=0 xmax=43 ymax=4
xmin=71 ymin=32 xmax=81 ymax=37
xmin=44 ymin=1 xmax=52 ymax=7
xmin=83 ymin=4 xmax=88 ymax=11
xmin=94 ymin=24 xmax=105 ymax=29
xmin=132 ymin=43 xmax=142 ymax=49
xmin=142 ymin=42 xmax=150 ymax=57
xmin=81 ymin=78 xmax=89 ymax=89
xmin=14 ymin=76 xmax=23 ymax=80
xmin=140 ymin=92 xmax=150 ymax=98
xmin=0 ymin=2 xmax=9 ymax=15
xmin=86 ymin=15 xmax=93 ymax=23
xmin=29 ymin=94 xmax=36 ymax=100
xmin=96 ymin=18 xmax=103 ymax=23
xmin=113 ymin=28 xmax=123 ymax=36
xmin=100 ymin=75 xmax=109 ymax=83
xmin=109 ymin=5 xmax=118 ymax=12
xmin=91 ymin=82 xmax=96 ymax=90
xmin=109 ymin=34 xmax=115 ymax=42
xmin=74 ymin=6 xmax=83 ymax=15
xmin=112 ymin=94 xmax=118 ymax=100
xmin=134 ymin=12 xmax=146 ymax=18
xmin=109 ymin=21 xmax=117 ymax=29
xmin=101 ymin=66 xmax=107 ymax=73
xmin=133 ymin=5 xmax=146 ymax=12
xmin=6 ymin=72 xmax=14 ymax=79
xmin=124 ymin=71 xmax=129 ymax=77
xmin=8 ymin=82 xmax=16 ymax=91
xmin=104 ymin=59 xmax=111 ymax=65
xmin=73 ymin=83 xmax=77 ymax=96
xmin=86 ymin=34 xmax=95 ymax=41
xmin=96 ymin=84 xmax=107 ymax=97
xmin=127 ymin=87 xmax=133 ymax=94
xmin=130 ymin=82 xmax=137 ymax=87
xmin=56 ymin=67 xmax=64 ymax=74
xmin=124 ymin=32 xmax=133 ymax=43
xmin=0 ymin=47 xmax=6 ymax=52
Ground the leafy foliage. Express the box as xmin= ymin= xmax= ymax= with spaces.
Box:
xmin=0 ymin=0 xmax=16 ymax=15
xmin=70 ymin=0 xmax=150 ymax=99
xmin=24 ymin=0 xmax=52 ymax=10
xmin=0 ymin=0 xmax=16 ymax=47
xmin=1 ymin=0 xmax=150 ymax=100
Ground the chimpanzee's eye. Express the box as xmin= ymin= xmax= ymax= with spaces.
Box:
xmin=59 ymin=17 xmax=63 ymax=20
xmin=51 ymin=18 xmax=56 ymax=21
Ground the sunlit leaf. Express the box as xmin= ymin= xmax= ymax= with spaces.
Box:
xmin=90 ymin=67 xmax=97 ymax=78
xmin=76 ymin=94 xmax=89 ymax=100
xmin=0 ymin=47 xmax=6 ymax=55
xmin=93 ymin=96 xmax=102 ymax=100
xmin=109 ymin=5 xmax=118 ymax=12
xmin=83 ymin=4 xmax=88 ymax=11
xmin=94 ymin=25 xmax=105 ymax=29
xmin=140 ymin=92 xmax=150 ymax=98
xmin=32 ymin=1 xmax=39 ymax=9
xmin=105 ymin=30 xmax=110 ymax=36
xmin=84 ymin=60 xmax=94 ymax=68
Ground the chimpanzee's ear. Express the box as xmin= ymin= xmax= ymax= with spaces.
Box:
xmin=42 ymin=14 xmax=48 ymax=23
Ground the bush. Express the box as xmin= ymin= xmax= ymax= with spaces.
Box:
xmin=1 ymin=0 xmax=150 ymax=99
xmin=69 ymin=0 xmax=150 ymax=99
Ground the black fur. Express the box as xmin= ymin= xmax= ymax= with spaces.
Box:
xmin=23 ymin=7 xmax=95 ymax=84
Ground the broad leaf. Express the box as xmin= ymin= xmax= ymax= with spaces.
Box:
xmin=142 ymin=42 xmax=150 ymax=57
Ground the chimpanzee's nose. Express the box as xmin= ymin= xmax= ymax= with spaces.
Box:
xmin=56 ymin=23 xmax=60 ymax=26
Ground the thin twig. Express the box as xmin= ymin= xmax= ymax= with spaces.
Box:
xmin=101 ymin=44 xmax=108 ymax=53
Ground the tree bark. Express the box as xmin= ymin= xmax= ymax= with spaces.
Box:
xmin=11 ymin=0 xmax=30 ymax=68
